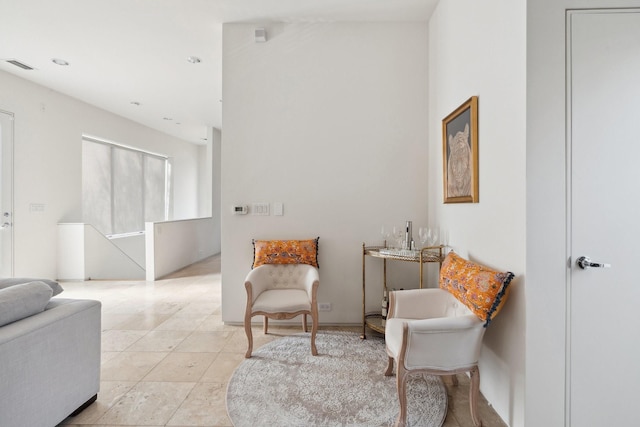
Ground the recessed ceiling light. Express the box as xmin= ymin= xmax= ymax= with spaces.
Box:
xmin=201 ymin=137 xmax=208 ymax=141
xmin=51 ymin=58 xmax=69 ymax=66
xmin=187 ymin=56 xmax=201 ymax=64
xmin=130 ymin=101 xmax=141 ymax=106
xmin=175 ymin=122 xmax=181 ymax=125
xmin=163 ymin=117 xmax=172 ymax=121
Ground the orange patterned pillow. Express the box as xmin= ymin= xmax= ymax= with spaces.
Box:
xmin=439 ymin=251 xmax=514 ymax=326
xmin=252 ymin=238 xmax=319 ymax=269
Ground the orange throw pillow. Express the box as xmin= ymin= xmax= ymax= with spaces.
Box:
xmin=252 ymin=238 xmax=319 ymax=269
xmin=439 ymin=251 xmax=514 ymax=326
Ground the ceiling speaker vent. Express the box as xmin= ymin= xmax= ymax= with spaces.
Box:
xmin=6 ymin=59 xmax=34 ymax=70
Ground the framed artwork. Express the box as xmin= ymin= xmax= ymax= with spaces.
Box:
xmin=442 ymin=96 xmax=479 ymax=203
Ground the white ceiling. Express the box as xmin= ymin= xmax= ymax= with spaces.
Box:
xmin=0 ymin=0 xmax=436 ymax=144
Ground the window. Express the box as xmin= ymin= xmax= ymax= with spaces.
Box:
xmin=82 ymin=137 xmax=170 ymax=236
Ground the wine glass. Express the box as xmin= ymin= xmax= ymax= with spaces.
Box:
xmin=418 ymin=227 xmax=428 ymax=248
xmin=381 ymin=226 xmax=390 ymax=247
xmin=392 ymin=226 xmax=404 ymax=249
xmin=441 ymin=229 xmax=449 ymax=250
xmin=429 ymin=227 xmax=439 ymax=246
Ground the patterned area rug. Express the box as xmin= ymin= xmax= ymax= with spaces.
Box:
xmin=226 ymin=331 xmax=447 ymax=427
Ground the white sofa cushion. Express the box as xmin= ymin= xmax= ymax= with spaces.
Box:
xmin=0 ymin=277 xmax=63 ymax=296
xmin=0 ymin=281 xmax=53 ymax=327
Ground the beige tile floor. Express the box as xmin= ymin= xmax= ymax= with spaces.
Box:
xmin=58 ymin=255 xmax=507 ymax=427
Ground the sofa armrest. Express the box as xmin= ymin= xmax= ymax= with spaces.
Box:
xmin=0 ymin=298 xmax=101 ymax=427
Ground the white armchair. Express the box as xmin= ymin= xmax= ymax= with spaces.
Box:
xmin=384 ymin=288 xmax=485 ymax=427
xmin=244 ymin=263 xmax=319 ymax=358
xmin=384 ymin=251 xmax=514 ymax=427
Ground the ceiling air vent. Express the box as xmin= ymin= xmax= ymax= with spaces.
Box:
xmin=6 ymin=59 xmax=34 ymax=70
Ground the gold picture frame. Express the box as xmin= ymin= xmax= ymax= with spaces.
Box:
xmin=442 ymin=96 xmax=479 ymax=203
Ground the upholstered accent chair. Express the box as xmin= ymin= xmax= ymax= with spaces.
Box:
xmin=244 ymin=238 xmax=320 ymax=358
xmin=244 ymin=263 xmax=320 ymax=358
xmin=384 ymin=252 xmax=514 ymax=427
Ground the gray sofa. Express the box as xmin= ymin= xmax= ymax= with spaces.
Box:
xmin=0 ymin=279 xmax=101 ymax=427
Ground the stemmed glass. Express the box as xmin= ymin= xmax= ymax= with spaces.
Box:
xmin=418 ymin=227 xmax=428 ymax=248
xmin=392 ymin=226 xmax=404 ymax=249
xmin=428 ymin=227 xmax=439 ymax=246
xmin=381 ymin=226 xmax=390 ymax=247
xmin=441 ymin=229 xmax=450 ymax=252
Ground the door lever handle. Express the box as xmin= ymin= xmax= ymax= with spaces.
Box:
xmin=576 ymin=256 xmax=611 ymax=269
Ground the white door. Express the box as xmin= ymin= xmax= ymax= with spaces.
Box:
xmin=568 ymin=9 xmax=640 ymax=426
xmin=0 ymin=110 xmax=13 ymax=277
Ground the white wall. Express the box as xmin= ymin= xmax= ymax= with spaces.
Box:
xmin=428 ymin=1 xmax=526 ymax=426
xmin=109 ymin=233 xmax=145 ymax=267
xmin=221 ymin=22 xmax=430 ymax=324
xmin=145 ymin=217 xmax=216 ymax=280
xmin=526 ymin=1 xmax=640 ymax=426
xmin=57 ymin=224 xmax=146 ymax=280
xmin=197 ymin=126 xmax=221 ymax=255
xmin=198 ymin=142 xmax=211 ymax=218
xmin=84 ymin=225 xmax=145 ymax=280
xmin=211 ymin=127 xmax=222 ymax=255
xmin=0 ymin=70 xmax=202 ymax=279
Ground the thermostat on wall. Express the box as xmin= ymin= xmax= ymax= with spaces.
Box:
xmin=233 ymin=205 xmax=248 ymax=215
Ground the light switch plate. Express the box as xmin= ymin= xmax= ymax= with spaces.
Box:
xmin=251 ymin=203 xmax=270 ymax=215
xmin=273 ymin=202 xmax=283 ymax=216
xmin=29 ymin=203 xmax=45 ymax=213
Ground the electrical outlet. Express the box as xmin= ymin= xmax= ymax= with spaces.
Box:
xmin=318 ymin=302 xmax=332 ymax=312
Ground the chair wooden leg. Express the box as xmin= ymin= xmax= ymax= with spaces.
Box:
xmin=302 ymin=314 xmax=308 ymax=332
xmin=310 ymin=311 xmax=318 ymax=356
xmin=395 ymin=365 xmax=408 ymax=427
xmin=244 ymin=313 xmax=253 ymax=358
xmin=469 ymin=366 xmax=482 ymax=427
xmin=450 ymin=374 xmax=459 ymax=386
xmin=384 ymin=356 xmax=394 ymax=376
xmin=263 ymin=316 xmax=269 ymax=334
